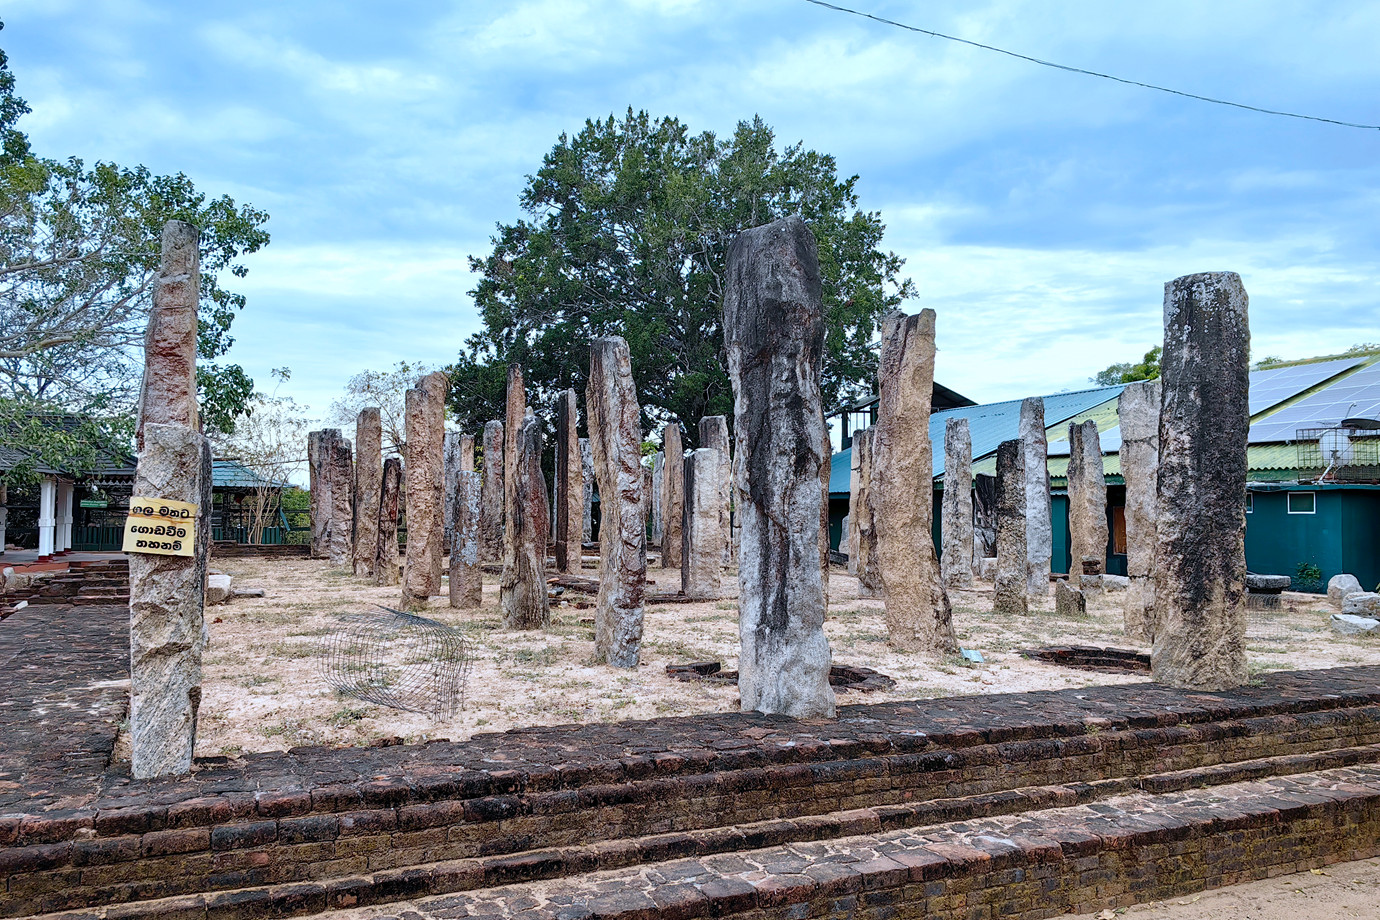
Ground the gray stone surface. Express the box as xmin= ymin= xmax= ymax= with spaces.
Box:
xmin=852 ymin=428 xmax=882 ymax=598
xmin=648 ymin=451 xmax=664 ymax=546
xmin=1019 ymin=398 xmax=1051 ymax=596
xmin=1329 ymin=574 xmax=1364 ymax=608
xmin=375 ymin=458 xmax=402 ymax=586
xmin=661 ymin=423 xmax=684 ymax=569
xmin=682 ymin=448 xmax=725 ymax=600
xmin=873 ymin=309 xmax=956 ymax=652
xmin=1118 ymin=379 xmax=1160 ymax=639
xmin=699 ymin=415 xmax=733 ymax=567
xmin=449 ymin=471 xmax=482 ymax=608
xmin=205 ymin=573 xmax=233 ymax=606
xmin=326 ymin=433 xmax=353 ymax=569
xmin=973 ymin=474 xmax=997 ymax=562
xmin=480 ymin=420 xmax=504 ymax=563
xmin=555 ymin=389 xmax=583 ymax=574
xmin=1245 ymin=573 xmax=1291 ymax=592
xmin=1054 ymin=580 xmax=1085 ymax=618
xmin=1331 ymin=613 xmax=1379 ymax=636
xmin=353 ymin=408 xmax=383 ymax=579
xmin=977 ymin=556 xmax=996 ymax=582
xmin=136 ymin=221 xmax=200 ymax=449
xmin=401 ymin=372 xmax=448 ymax=607
xmin=501 ymin=410 xmax=550 ymax=630
xmin=307 ymin=431 xmax=326 ymax=558
xmin=994 ymin=438 xmax=1028 ymax=616
xmin=586 ymin=336 xmax=645 ymax=666
xmin=580 ymin=437 xmax=594 ymax=543
xmin=1067 ymin=419 xmax=1108 ymax=590
xmin=723 ymin=216 xmax=834 ymax=718
xmin=1151 ymin=272 xmax=1250 ymax=691
xmin=503 ymin=365 xmax=525 ymax=581
xmin=1342 ymin=592 xmax=1380 ymax=618
xmin=941 ymin=417 xmax=974 ymax=590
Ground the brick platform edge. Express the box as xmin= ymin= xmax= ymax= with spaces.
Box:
xmin=210 ymin=543 xmax=310 ymax=559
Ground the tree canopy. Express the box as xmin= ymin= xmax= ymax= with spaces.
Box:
xmin=0 ymin=22 xmax=269 ymax=482
xmin=1093 ymin=346 xmax=1161 ymax=386
xmin=449 ymin=110 xmax=914 ymax=443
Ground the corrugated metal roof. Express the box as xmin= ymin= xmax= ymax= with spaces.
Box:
xmin=213 ymin=460 xmax=290 ymax=490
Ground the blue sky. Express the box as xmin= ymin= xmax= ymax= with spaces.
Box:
xmin=6 ymin=0 xmax=1378 ymax=421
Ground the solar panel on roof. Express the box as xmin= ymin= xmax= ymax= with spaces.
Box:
xmin=1247 ymin=357 xmax=1365 ymax=416
xmin=1249 ymin=361 xmax=1380 ymax=443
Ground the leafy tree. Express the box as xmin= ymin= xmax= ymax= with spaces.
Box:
xmin=1093 ymin=346 xmax=1161 ymax=386
xmin=450 ymin=110 xmax=914 ymax=442
xmin=0 ymin=22 xmax=270 ymax=483
xmin=328 ymin=361 xmax=437 ymax=459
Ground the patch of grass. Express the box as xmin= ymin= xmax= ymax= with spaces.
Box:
xmin=264 ymin=640 xmax=316 ymax=660
xmin=328 ymin=707 xmax=371 ymax=727
xmin=646 ymin=639 xmax=720 ymax=662
xmin=510 ymin=646 xmax=560 ymax=667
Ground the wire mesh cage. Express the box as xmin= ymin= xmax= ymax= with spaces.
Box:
xmin=319 ymin=607 xmax=472 ymax=717
xmin=1297 ymin=427 xmax=1380 ymax=482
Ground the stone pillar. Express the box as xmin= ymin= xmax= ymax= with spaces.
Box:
xmin=449 ymin=470 xmax=482 ymax=608
xmin=307 ymin=431 xmax=326 ymax=558
xmin=941 ymin=418 xmax=973 ymax=590
xmin=723 ymin=215 xmax=834 ymax=718
xmin=648 ymin=452 xmax=664 ymax=546
xmin=1151 ymin=272 xmax=1250 ymax=690
xmin=872 ymin=309 xmax=956 ymax=653
xmin=460 ymin=435 xmax=474 ymax=471
xmin=853 ymin=428 xmax=883 ymax=598
xmin=401 ymin=372 xmax=448 ymax=608
xmin=1020 ymin=397 xmax=1052 ymax=596
xmin=36 ymin=476 xmax=56 ymax=558
xmin=443 ymin=431 xmax=463 ymax=547
xmin=1067 ymin=420 xmax=1108 ymax=590
xmin=353 ymin=408 xmax=382 ymax=578
xmin=973 ymin=473 xmax=997 ymax=564
xmin=1119 ymin=379 xmax=1160 ymax=640
xmin=682 ymin=448 xmax=725 ymax=600
xmin=501 ymin=409 xmax=550 ymax=630
xmin=322 ymin=435 xmax=351 ymax=568
xmin=128 ymin=219 xmax=211 ymax=779
xmin=503 ymin=364 xmax=525 ymax=562
xmin=994 ymin=439 xmax=1028 ymax=616
xmin=586 ymin=336 xmax=646 ymax=665
xmin=375 ymin=458 xmax=402 ymax=586
xmin=580 ymin=438 xmax=594 ymax=543
xmin=660 ymin=423 xmax=684 ymax=568
xmin=479 ymin=420 xmax=504 ymax=562
xmin=699 ymin=416 xmax=733 ymax=567
xmin=847 ymin=440 xmax=862 ymax=574
xmin=555 ymin=389 xmax=583 ymax=573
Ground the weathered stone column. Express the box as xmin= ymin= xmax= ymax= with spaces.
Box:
xmin=682 ymin=448 xmax=725 ymax=600
xmin=993 ymin=439 xmax=1028 ymax=616
xmin=873 ymin=309 xmax=956 ymax=653
xmin=460 ymin=435 xmax=474 ymax=471
xmin=353 ymin=409 xmax=382 ymax=578
xmin=449 ymin=470 xmax=482 ymax=608
xmin=586 ymin=336 xmax=646 ymax=665
xmin=724 ymin=215 xmax=834 ymax=718
xmin=1119 ymin=379 xmax=1160 ymax=640
xmin=128 ymin=219 xmax=211 ymax=779
xmin=660 ymin=423 xmax=684 ymax=569
xmin=375 ymin=458 xmax=402 ymax=586
xmin=1020 ymin=398 xmax=1052 ymax=596
xmin=973 ymin=473 xmax=997 ymax=564
xmin=401 ymin=372 xmax=448 ymax=608
xmin=1067 ymin=420 xmax=1108 ymax=590
xmin=699 ymin=415 xmax=733 ymax=567
xmin=853 ymin=428 xmax=883 ymax=598
xmin=479 ymin=421 xmax=504 ymax=562
xmin=554 ymin=389 xmax=583 ymax=573
xmin=1151 ymin=272 xmax=1250 ymax=690
xmin=580 ymin=438 xmax=594 ymax=543
xmin=327 ymin=434 xmax=354 ymax=569
xmin=941 ymin=417 xmax=974 ymax=590
xmin=648 ymin=452 xmax=664 ymax=546
xmin=847 ymin=438 xmax=862 ymax=575
xmin=503 ymin=364 xmax=525 ymax=560
xmin=307 ymin=431 xmax=326 ymax=558
xmin=443 ymin=431 xmax=463 ymax=546
xmin=502 ymin=409 xmax=550 ymax=630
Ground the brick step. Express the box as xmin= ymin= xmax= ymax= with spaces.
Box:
xmin=31 ymin=762 xmax=1380 ymax=920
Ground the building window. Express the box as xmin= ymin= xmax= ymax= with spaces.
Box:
xmin=1245 ymin=492 xmax=1253 ymax=514
xmin=1287 ymin=492 xmax=1316 ymax=515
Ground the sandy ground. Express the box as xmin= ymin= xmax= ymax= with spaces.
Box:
xmin=180 ymin=556 xmax=1380 ymax=758
xmin=1052 ymin=856 xmax=1380 ymax=920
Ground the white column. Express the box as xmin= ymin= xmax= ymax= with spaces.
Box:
xmin=37 ymin=476 xmax=56 ymax=558
xmin=57 ymin=481 xmax=74 ymax=552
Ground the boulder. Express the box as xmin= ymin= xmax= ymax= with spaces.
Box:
xmin=1054 ymin=580 xmax=1085 ymax=618
xmin=1331 ymin=613 xmax=1380 ymax=636
xmin=1341 ymin=592 xmax=1380 ymax=618
xmin=1328 ymin=574 xmax=1364 ymax=608
xmin=205 ymin=573 xmax=233 ymax=606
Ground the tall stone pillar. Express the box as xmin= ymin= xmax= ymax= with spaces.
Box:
xmin=353 ymin=409 xmax=383 ymax=578
xmin=449 ymin=470 xmax=482 ymax=608
xmin=554 ymin=389 xmax=583 ymax=573
xmin=699 ymin=415 xmax=733 ymax=567
xmin=580 ymin=438 xmax=594 ymax=543
xmin=724 ymin=215 xmax=834 ymax=719
xmin=660 ymin=423 xmax=684 ymax=569
xmin=1119 ymin=379 xmax=1160 ymax=640
xmin=501 ymin=410 xmax=550 ymax=630
xmin=993 ymin=439 xmax=1028 ymax=616
xmin=682 ymin=448 xmax=725 ymax=600
xmin=941 ymin=418 xmax=974 ymax=590
xmin=0 ymin=483 xmax=7 ymax=555
xmin=586 ymin=336 xmax=646 ymax=666
xmin=1151 ymin=272 xmax=1250 ymax=690
xmin=460 ymin=434 xmax=474 ymax=471
xmin=401 ymin=372 xmax=448 ymax=608
xmin=1020 ymin=398 xmax=1052 ymax=596
xmin=503 ymin=365 xmax=525 ymax=562
xmin=327 ymin=435 xmax=354 ymax=568
xmin=375 ymin=458 xmax=402 ymax=586
xmin=872 ymin=309 xmax=956 ymax=653
xmin=973 ymin=474 xmax=998 ymax=564
xmin=129 ymin=219 xmax=212 ymax=779
xmin=307 ymin=431 xmax=326 ymax=558
xmin=648 ymin=452 xmax=664 ymax=546
xmin=847 ymin=437 xmax=862 ymax=574
xmin=443 ymin=431 xmax=463 ymax=546
xmin=1067 ymin=420 xmax=1108 ymax=589
xmin=853 ymin=428 xmax=883 ymax=598
xmin=479 ymin=421 xmax=504 ymax=562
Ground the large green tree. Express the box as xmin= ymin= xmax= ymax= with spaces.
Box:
xmin=450 ymin=110 xmax=913 ymax=442
xmin=0 ymin=22 xmax=270 ymax=482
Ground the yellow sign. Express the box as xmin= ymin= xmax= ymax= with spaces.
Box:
xmin=122 ymin=496 xmax=198 ymax=557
